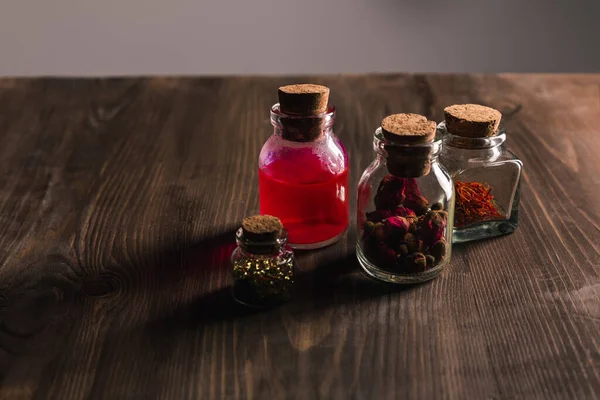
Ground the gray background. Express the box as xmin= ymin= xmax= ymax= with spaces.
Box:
xmin=1 ymin=0 xmax=599 ymax=76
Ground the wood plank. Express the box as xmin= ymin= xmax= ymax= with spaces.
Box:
xmin=0 ymin=75 xmax=598 ymax=399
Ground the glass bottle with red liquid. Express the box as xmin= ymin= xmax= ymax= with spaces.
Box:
xmin=258 ymin=84 xmax=349 ymax=249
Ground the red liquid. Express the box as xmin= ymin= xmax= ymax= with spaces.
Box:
xmin=259 ymin=161 xmax=349 ymax=246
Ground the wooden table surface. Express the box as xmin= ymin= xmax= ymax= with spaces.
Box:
xmin=0 ymin=74 xmax=599 ymax=399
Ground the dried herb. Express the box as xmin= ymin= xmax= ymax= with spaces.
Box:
xmin=454 ymin=180 xmax=504 ymax=228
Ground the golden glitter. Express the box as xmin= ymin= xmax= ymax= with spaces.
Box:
xmin=232 ymin=254 xmax=294 ymax=307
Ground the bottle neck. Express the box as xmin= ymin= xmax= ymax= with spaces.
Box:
xmin=373 ymin=128 xmax=442 ymax=177
xmin=271 ymin=103 xmax=336 ymax=142
xmin=437 ymin=121 xmax=506 ymax=161
xmin=235 ymin=228 xmax=288 ymax=256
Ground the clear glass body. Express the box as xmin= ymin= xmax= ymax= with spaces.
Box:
xmin=258 ymin=104 xmax=349 ymax=249
xmin=356 ymin=128 xmax=455 ymax=284
xmin=438 ymin=121 xmax=523 ymax=243
xmin=231 ymin=228 xmax=295 ymax=309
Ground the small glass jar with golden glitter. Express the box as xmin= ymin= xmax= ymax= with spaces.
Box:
xmin=231 ymin=215 xmax=295 ymax=308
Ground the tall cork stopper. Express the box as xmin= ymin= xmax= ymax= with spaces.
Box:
xmin=276 ymin=84 xmax=331 ymax=142
xmin=443 ymin=104 xmax=502 ymax=138
xmin=278 ymin=84 xmax=330 ymax=115
xmin=380 ymin=113 xmax=437 ymax=177
xmin=242 ymin=215 xmax=283 ymax=242
xmin=381 ymin=113 xmax=436 ymax=144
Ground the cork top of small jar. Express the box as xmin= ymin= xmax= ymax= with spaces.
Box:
xmin=443 ymin=104 xmax=502 ymax=138
xmin=242 ymin=215 xmax=283 ymax=242
xmin=278 ymin=84 xmax=330 ymax=115
xmin=381 ymin=113 xmax=437 ymax=144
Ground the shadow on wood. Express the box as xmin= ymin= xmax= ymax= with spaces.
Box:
xmin=143 ymin=246 xmax=419 ymax=334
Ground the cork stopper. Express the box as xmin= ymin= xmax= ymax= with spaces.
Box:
xmin=242 ymin=215 xmax=283 ymax=242
xmin=381 ymin=113 xmax=436 ymax=144
xmin=380 ymin=113 xmax=436 ymax=178
xmin=443 ymin=104 xmax=502 ymax=138
xmin=278 ymin=84 xmax=330 ymax=115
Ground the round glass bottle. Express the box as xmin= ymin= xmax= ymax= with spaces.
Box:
xmin=438 ymin=104 xmax=523 ymax=243
xmin=258 ymin=84 xmax=349 ymax=249
xmin=357 ymin=114 xmax=454 ymax=284
xmin=231 ymin=215 xmax=295 ymax=308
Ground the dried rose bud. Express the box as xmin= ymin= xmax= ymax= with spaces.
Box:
xmin=403 ymin=178 xmax=429 ymax=215
xmin=385 ymin=216 xmax=410 ymax=236
xmin=397 ymin=243 xmax=409 ymax=256
xmin=404 ymin=252 xmax=427 ymax=273
xmin=430 ymin=239 xmax=447 ymax=262
xmin=373 ymin=222 xmax=386 ymax=242
xmin=414 ymin=253 xmax=428 ymax=271
xmin=425 ymin=255 xmax=435 ymax=268
xmin=404 ymin=232 xmax=419 ymax=253
xmin=362 ymin=221 xmax=375 ymax=238
xmin=407 ymin=217 xmax=418 ymax=233
xmin=374 ymin=175 xmax=406 ymax=211
xmin=430 ymin=210 xmax=448 ymax=227
xmin=395 ymin=205 xmax=416 ymax=218
xmin=366 ymin=209 xmax=393 ymax=223
xmin=385 ymin=218 xmax=411 ymax=252
xmin=432 ymin=213 xmax=447 ymax=238
xmin=418 ymin=209 xmax=448 ymax=246
xmin=431 ymin=202 xmax=444 ymax=211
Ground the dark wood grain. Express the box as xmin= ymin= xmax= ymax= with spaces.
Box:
xmin=0 ymin=74 xmax=599 ymax=399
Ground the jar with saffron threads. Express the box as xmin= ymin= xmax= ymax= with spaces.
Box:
xmin=357 ymin=114 xmax=455 ymax=284
xmin=438 ymin=104 xmax=523 ymax=243
xmin=258 ymin=84 xmax=349 ymax=249
xmin=231 ymin=215 xmax=295 ymax=308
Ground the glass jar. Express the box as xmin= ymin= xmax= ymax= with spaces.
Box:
xmin=231 ymin=215 xmax=295 ymax=309
xmin=258 ymin=84 xmax=349 ymax=250
xmin=356 ymin=114 xmax=454 ymax=284
xmin=438 ymin=107 xmax=523 ymax=243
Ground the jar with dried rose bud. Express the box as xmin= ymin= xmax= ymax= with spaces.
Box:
xmin=356 ymin=114 xmax=455 ymax=284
